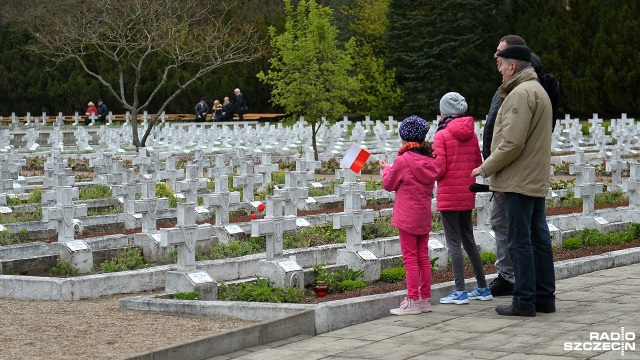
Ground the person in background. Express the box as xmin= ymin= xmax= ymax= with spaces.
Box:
xmin=211 ymin=100 xmax=222 ymax=121
xmin=434 ymin=92 xmax=492 ymax=305
xmin=219 ymin=96 xmax=234 ymax=121
xmin=96 ymin=99 xmax=108 ymax=124
xmin=234 ymin=88 xmax=247 ymax=121
xmin=483 ymin=35 xmax=526 ymax=297
xmin=84 ymin=101 xmax=98 ymax=125
xmin=380 ymin=115 xmax=443 ymax=315
xmin=471 ymin=45 xmax=556 ymax=317
xmin=195 ymin=97 xmax=209 ymax=122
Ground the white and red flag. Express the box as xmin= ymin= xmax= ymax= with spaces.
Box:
xmin=340 ymin=143 xmax=372 ymax=174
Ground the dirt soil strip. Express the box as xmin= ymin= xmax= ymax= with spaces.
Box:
xmin=0 ymin=292 xmax=252 ymax=360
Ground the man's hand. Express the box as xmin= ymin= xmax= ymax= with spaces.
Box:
xmin=471 ymin=166 xmax=482 ymax=177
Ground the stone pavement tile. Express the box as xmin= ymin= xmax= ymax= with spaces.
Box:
xmin=243 ymin=344 xmax=273 ymax=353
xmin=233 ymin=348 xmax=326 ymax=360
xmin=378 ymin=327 xmax=463 ymax=344
xmin=289 ymin=336 xmax=373 ymax=354
xmin=415 ymin=348 xmax=511 ymax=360
xmin=204 ymin=355 xmax=232 ymax=360
xmin=446 ymin=333 xmax=511 ymax=351
xmin=492 ymin=323 xmax=554 ymax=336
xmin=335 ymin=341 xmax=440 ymax=360
xmin=561 ymin=310 xmax=629 ymax=325
xmin=427 ymin=316 xmax=523 ymax=333
xmin=590 ymin=347 xmax=639 ymax=359
xmin=372 ymin=312 xmax=448 ymax=329
xmin=263 ymin=334 xmax=313 ymax=348
xmin=495 ymin=354 xmax=585 ymax=359
xmin=332 ymin=324 xmax=416 ymax=342
xmin=431 ymin=303 xmax=494 ymax=316
xmin=607 ymin=277 xmax=640 ymax=286
xmin=557 ymin=290 xmax=623 ymax=302
xmin=222 ymin=350 xmax=252 ymax=358
xmin=600 ymin=284 xmax=639 ymax=294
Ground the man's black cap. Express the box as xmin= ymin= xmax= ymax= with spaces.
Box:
xmin=496 ymin=45 xmax=532 ymax=62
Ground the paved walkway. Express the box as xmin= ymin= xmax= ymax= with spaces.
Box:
xmin=209 ymin=264 xmax=640 ymax=360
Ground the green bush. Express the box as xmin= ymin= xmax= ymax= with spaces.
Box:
xmin=577 ymin=228 xmax=607 ymax=247
xmin=99 ymin=245 xmax=150 ymax=273
xmin=173 ymin=291 xmax=200 ymax=300
xmin=313 ymin=264 xmax=340 ymax=292
xmin=338 ymin=279 xmax=367 ymax=291
xmin=79 ymin=184 xmax=112 ymax=200
xmin=380 ymin=267 xmax=406 ymax=283
xmin=217 ymin=277 xmax=304 ymax=303
xmin=362 ymin=216 xmax=398 ymax=240
xmin=337 ymin=268 xmax=364 ymax=282
xmin=208 ymin=238 xmax=265 ymax=259
xmin=480 ymin=252 xmax=498 ymax=265
xmin=156 ymin=183 xmax=177 ymax=208
xmin=562 ymin=237 xmax=583 ymax=249
xmin=50 ymin=259 xmax=79 ymax=277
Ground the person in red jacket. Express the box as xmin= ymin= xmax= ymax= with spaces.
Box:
xmin=434 ymin=92 xmax=492 ymax=305
xmin=380 ymin=115 xmax=443 ymax=315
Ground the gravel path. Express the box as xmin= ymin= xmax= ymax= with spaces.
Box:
xmin=0 ymin=292 xmax=252 ymax=360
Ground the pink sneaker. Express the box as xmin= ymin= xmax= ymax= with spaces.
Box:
xmin=419 ymin=298 xmax=432 ymax=312
xmin=390 ymin=297 xmax=421 ymax=315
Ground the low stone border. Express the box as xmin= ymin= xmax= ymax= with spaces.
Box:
xmin=119 ymin=246 xmax=640 ymax=360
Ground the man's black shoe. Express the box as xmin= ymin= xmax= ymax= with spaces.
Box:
xmin=489 ymin=275 xmax=514 ymax=297
xmin=536 ymin=303 xmax=556 ymax=313
xmin=495 ymin=304 xmax=536 ymax=317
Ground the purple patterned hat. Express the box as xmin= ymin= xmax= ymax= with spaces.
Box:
xmin=399 ymin=115 xmax=429 ymax=142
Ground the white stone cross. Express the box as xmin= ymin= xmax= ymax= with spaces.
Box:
xmin=623 ymin=162 xmax=640 ymax=210
xmin=250 ymin=195 xmax=297 ymax=261
xmin=202 ymin=174 xmax=241 ymax=226
xmin=134 ymin=179 xmax=169 ymax=233
xmin=333 ymin=181 xmax=374 ymax=251
xmin=160 ymin=202 xmax=212 ymax=272
xmin=133 ymin=147 xmax=153 ymax=177
xmin=254 ymin=153 xmax=280 ymax=190
xmin=605 ymin=147 xmax=627 ymax=192
xmin=175 ymin=164 xmax=208 ymax=204
xmin=574 ymin=166 xmax=603 ymax=216
xmin=233 ymin=160 xmax=263 ymax=202
xmin=111 ymin=168 xmax=140 ymax=214
xmin=157 ymin=157 xmax=185 ymax=189
xmin=42 ymin=186 xmax=88 ymax=243
xmin=274 ymin=171 xmax=309 ymax=216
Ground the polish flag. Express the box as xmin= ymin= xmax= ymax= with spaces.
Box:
xmin=340 ymin=143 xmax=371 ymax=173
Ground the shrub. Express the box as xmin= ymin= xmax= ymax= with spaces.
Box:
xmin=217 ymin=277 xmax=304 ymax=303
xmin=156 ymin=183 xmax=177 ymax=208
xmin=362 ymin=216 xmax=398 ymax=240
xmin=79 ymin=184 xmax=112 ymax=200
xmin=99 ymin=245 xmax=150 ymax=273
xmin=338 ymin=279 xmax=367 ymax=291
xmin=562 ymin=237 xmax=583 ymax=250
xmin=576 ymin=228 xmax=607 ymax=247
xmin=480 ymin=252 xmax=498 ymax=265
xmin=337 ymin=268 xmax=364 ymax=282
xmin=313 ymin=264 xmax=340 ymax=292
xmin=173 ymin=292 xmax=200 ymax=300
xmin=50 ymin=259 xmax=79 ymax=277
xmin=380 ymin=267 xmax=406 ymax=283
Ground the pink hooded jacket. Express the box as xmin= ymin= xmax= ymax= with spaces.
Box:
xmin=433 ymin=116 xmax=482 ymax=211
xmin=382 ymin=151 xmax=443 ymax=235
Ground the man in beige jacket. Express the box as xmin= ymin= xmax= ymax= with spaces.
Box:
xmin=471 ymin=45 xmax=555 ymax=317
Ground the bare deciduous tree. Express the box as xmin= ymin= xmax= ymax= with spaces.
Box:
xmin=30 ymin=0 xmax=265 ymax=148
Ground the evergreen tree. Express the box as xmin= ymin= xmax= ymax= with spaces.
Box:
xmin=386 ymin=0 xmax=495 ymax=118
xmin=257 ymin=0 xmax=360 ymax=160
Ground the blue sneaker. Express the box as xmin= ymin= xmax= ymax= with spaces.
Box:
xmin=439 ymin=290 xmax=469 ymax=304
xmin=468 ymin=287 xmax=493 ymax=301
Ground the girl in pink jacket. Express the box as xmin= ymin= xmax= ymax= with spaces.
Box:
xmin=380 ymin=115 xmax=443 ymax=315
xmin=434 ymin=92 xmax=492 ymax=305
